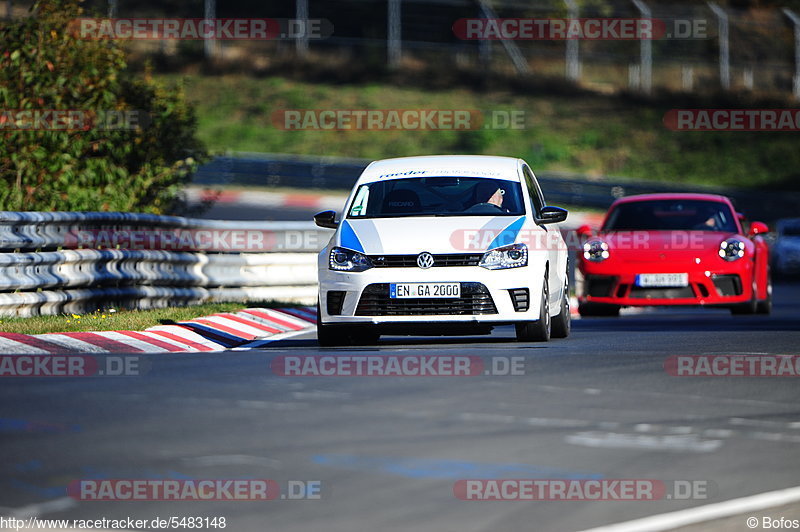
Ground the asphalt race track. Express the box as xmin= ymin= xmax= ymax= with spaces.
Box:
xmin=1 ymin=284 xmax=799 ymax=531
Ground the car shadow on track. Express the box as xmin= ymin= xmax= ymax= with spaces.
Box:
xmin=574 ymin=314 xmax=799 ymax=333
xmin=574 ymin=281 xmax=800 ymax=333
xmin=262 ymin=328 xmax=560 ymax=349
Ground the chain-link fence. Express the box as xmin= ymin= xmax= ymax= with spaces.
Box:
xmin=8 ymin=0 xmax=800 ymax=98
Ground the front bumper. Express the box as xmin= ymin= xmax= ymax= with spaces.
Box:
xmin=578 ymin=261 xmax=755 ymax=307
xmin=318 ymin=261 xmax=546 ymax=325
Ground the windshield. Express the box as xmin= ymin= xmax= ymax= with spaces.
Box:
xmin=346 ymin=176 xmax=525 ymax=218
xmin=604 ymin=199 xmax=738 ymax=232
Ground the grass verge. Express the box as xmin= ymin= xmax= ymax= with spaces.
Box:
xmin=160 ymin=73 xmax=800 ymax=190
xmin=0 ymin=301 xmax=302 ymax=335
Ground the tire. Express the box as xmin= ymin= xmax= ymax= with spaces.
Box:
xmin=551 ymin=273 xmax=571 ymax=339
xmin=316 ymin=302 xmax=380 ymax=347
xmin=756 ymin=273 xmax=772 ymax=315
xmin=578 ymin=302 xmax=621 ymax=317
xmin=516 ymin=277 xmax=550 ymax=342
xmin=316 ymin=302 xmax=352 ymax=347
xmin=317 ymin=323 xmax=352 ymax=347
xmin=730 ymin=278 xmax=757 ymax=315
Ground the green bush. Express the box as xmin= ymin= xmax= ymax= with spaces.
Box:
xmin=0 ymin=0 xmax=207 ymax=213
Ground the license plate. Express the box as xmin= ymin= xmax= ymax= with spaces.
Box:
xmin=390 ymin=283 xmax=461 ymax=298
xmin=635 ymin=273 xmax=689 ymax=288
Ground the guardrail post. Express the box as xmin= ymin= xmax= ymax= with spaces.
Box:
xmin=783 ymin=8 xmax=800 ymax=99
xmin=708 ymin=2 xmax=730 ymax=90
xmin=388 ymin=0 xmax=402 ymax=68
xmin=204 ymin=0 xmax=216 ymax=59
xmin=632 ymin=0 xmax=652 ymax=94
xmin=628 ymin=64 xmax=640 ymax=89
xmin=682 ymin=65 xmax=694 ymax=90
xmin=296 ymin=0 xmax=309 ymax=58
xmin=565 ymin=0 xmax=580 ymax=82
xmin=742 ymin=67 xmax=753 ymax=90
xmin=478 ymin=0 xmax=529 ymax=75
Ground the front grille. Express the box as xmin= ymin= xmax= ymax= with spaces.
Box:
xmin=629 ymin=286 xmax=695 ymax=299
xmin=712 ymin=274 xmax=742 ymax=296
xmin=355 ymin=283 xmax=497 ymax=316
xmin=368 ymin=254 xmax=482 ymax=268
xmin=326 ymin=291 xmax=346 ymax=315
xmin=585 ymin=275 xmax=616 ymax=297
xmin=509 ymin=288 xmax=530 ymax=312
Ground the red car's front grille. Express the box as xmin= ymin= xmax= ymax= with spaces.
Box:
xmin=628 ymin=286 xmax=696 ymax=299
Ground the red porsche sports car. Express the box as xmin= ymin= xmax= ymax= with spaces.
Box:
xmin=576 ymin=193 xmax=771 ymax=316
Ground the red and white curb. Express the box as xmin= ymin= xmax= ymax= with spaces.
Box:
xmin=0 ymin=307 xmax=316 ymax=354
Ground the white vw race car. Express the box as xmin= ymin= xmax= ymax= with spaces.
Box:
xmin=314 ymin=155 xmax=570 ymax=346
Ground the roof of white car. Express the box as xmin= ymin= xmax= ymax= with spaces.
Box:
xmin=358 ymin=155 xmax=522 ymax=183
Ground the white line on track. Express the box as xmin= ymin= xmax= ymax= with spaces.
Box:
xmin=182 ymin=454 xmax=282 ymax=468
xmin=565 ymin=431 xmax=723 ymax=452
xmin=577 ymin=485 xmax=800 ymax=532
xmin=3 ymin=496 xmax=76 ymax=518
xmin=231 ymin=328 xmax=315 ymax=349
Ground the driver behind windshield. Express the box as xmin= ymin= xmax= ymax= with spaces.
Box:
xmin=468 ymin=180 xmax=506 ymax=212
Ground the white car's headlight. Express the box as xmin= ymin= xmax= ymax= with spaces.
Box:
xmin=329 ymin=246 xmax=373 ymax=272
xmin=583 ymin=240 xmax=609 ymax=262
xmin=479 ymin=243 xmax=528 ymax=270
xmin=719 ymin=238 xmax=746 ymax=261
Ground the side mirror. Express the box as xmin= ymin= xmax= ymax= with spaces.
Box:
xmin=748 ymin=221 xmax=768 ymax=237
xmin=737 ymin=212 xmax=747 ymax=223
xmin=538 ymin=206 xmax=568 ymax=225
xmin=576 ymin=224 xmax=594 ymax=237
xmin=314 ymin=210 xmax=339 ymax=229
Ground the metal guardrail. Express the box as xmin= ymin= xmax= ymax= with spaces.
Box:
xmin=194 ymin=153 xmax=800 ymax=223
xmin=0 ymin=211 xmax=332 ymax=252
xmin=0 ymin=212 xmax=331 ymax=317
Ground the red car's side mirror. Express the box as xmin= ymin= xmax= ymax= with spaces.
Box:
xmin=576 ymin=224 xmax=593 ymax=238
xmin=748 ymin=221 xmax=768 ymax=237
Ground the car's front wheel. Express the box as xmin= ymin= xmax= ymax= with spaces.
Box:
xmin=730 ymin=278 xmax=758 ymax=315
xmin=551 ymin=271 xmax=571 ymax=339
xmin=317 ymin=313 xmax=351 ymax=347
xmin=516 ymin=277 xmax=550 ymax=342
xmin=755 ymin=272 xmax=772 ymax=315
xmin=317 ymin=302 xmax=380 ymax=347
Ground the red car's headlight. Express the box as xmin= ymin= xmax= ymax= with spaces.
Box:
xmin=583 ymin=240 xmax=609 ymax=262
xmin=718 ymin=238 xmax=746 ymax=261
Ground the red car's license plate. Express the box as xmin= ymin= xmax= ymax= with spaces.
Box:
xmin=635 ymin=273 xmax=689 ymax=287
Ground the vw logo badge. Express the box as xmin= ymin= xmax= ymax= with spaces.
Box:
xmin=417 ymin=252 xmax=434 ymax=269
